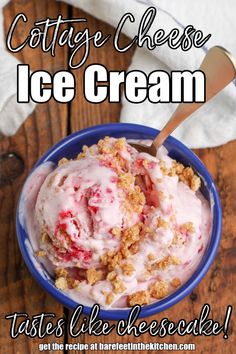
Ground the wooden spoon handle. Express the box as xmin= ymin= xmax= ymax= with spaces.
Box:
xmin=153 ymin=46 xmax=236 ymax=149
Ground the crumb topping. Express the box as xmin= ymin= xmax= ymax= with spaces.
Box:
xmin=101 ymin=250 xmax=123 ymax=271
xmin=87 ymin=268 xmax=103 ymax=285
xmin=55 ymin=267 xmax=68 ymax=278
xmin=148 ymin=253 xmax=156 ymax=261
xmin=67 ymin=277 xmax=80 ymax=289
xmin=58 ymin=157 xmax=69 ymax=166
xmin=36 ymin=250 xmax=46 ymax=257
xmin=55 ymin=268 xmax=79 ymax=290
xmin=180 ymin=222 xmax=195 ymax=234
xmin=118 ymin=172 xmax=135 ymax=190
xmin=157 ymin=217 xmax=168 ymax=229
xmin=173 ymin=163 xmax=201 ymax=191
xmin=77 ymin=152 xmax=86 ymax=160
xmin=190 ymin=175 xmax=201 ymax=192
xmin=55 ymin=276 xmax=68 ymax=290
xmin=120 ymin=262 xmax=135 ymax=276
xmin=98 ymin=137 xmax=126 ymax=156
xmin=158 ymin=160 xmax=201 ymax=192
xmin=41 ymin=231 xmax=50 ymax=244
xmin=128 ymin=242 xmax=140 ymax=255
xmin=124 ymin=186 xmax=145 ymax=213
xmin=149 ymin=280 xmax=169 ymax=299
xmin=151 ymin=255 xmax=181 ymax=270
xmin=127 ymin=290 xmax=150 ymax=306
xmin=100 ymin=223 xmax=143 ymax=271
xmin=171 ymin=278 xmax=181 ymax=288
xmin=106 ymin=272 xmax=126 ymax=294
xmin=111 ymin=227 xmax=121 ymax=237
xmin=121 ymin=223 xmax=142 ymax=250
xmin=105 ymin=292 xmax=114 ymax=305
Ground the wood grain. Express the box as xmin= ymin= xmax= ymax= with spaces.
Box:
xmin=0 ymin=1 xmax=235 ymax=353
xmin=0 ymin=1 xmax=69 ymax=353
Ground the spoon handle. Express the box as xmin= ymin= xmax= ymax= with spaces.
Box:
xmin=153 ymin=46 xmax=236 ymax=149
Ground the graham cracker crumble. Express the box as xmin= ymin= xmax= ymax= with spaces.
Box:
xmin=67 ymin=278 xmax=80 ymax=289
xmin=58 ymin=157 xmax=69 ymax=166
xmin=86 ymin=268 xmax=103 ymax=285
xmin=82 ymin=145 xmax=89 ymax=153
xmin=114 ymin=138 xmax=126 ymax=151
xmin=55 ymin=268 xmax=79 ymax=289
xmin=118 ymin=172 xmax=135 ymax=190
xmin=190 ymin=175 xmax=201 ymax=192
xmin=172 ymin=162 xmax=201 ymax=192
xmin=172 ymin=232 xmax=186 ymax=245
xmin=159 ymin=160 xmax=201 ymax=192
xmin=127 ymin=290 xmax=150 ymax=306
xmin=98 ymin=137 xmax=126 ymax=156
xmin=179 ymin=167 xmax=201 ymax=192
xmin=104 ymin=292 xmax=114 ymax=305
xmin=101 ymin=224 xmax=143 ymax=271
xmin=97 ymin=136 xmax=112 ymax=154
xmin=171 ymin=278 xmax=181 ymax=288
xmin=111 ymin=227 xmax=121 ymax=237
xmin=172 ymin=161 xmax=185 ymax=174
xmin=36 ymin=250 xmax=46 ymax=257
xmin=157 ymin=217 xmax=168 ymax=229
xmin=159 ymin=160 xmax=168 ymax=175
xmin=101 ymin=250 xmax=123 ymax=271
xmin=111 ymin=155 xmax=127 ymax=172
xmin=77 ymin=144 xmax=95 ymax=160
xmin=148 ymin=253 xmax=156 ymax=261
xmin=107 ymin=271 xmax=116 ymax=281
xmin=129 ymin=242 xmax=140 ymax=255
xmin=149 ymin=280 xmax=169 ymax=299
xmin=77 ymin=152 xmax=86 ymax=160
xmin=107 ymin=272 xmax=126 ymax=294
xmin=125 ymin=186 xmax=145 ymax=213
xmin=55 ymin=276 xmax=68 ymax=290
xmin=41 ymin=231 xmax=50 ymax=244
xmin=77 ymin=137 xmax=129 ymax=172
xmin=113 ymin=277 xmax=126 ymax=294
xmin=120 ymin=262 xmax=135 ymax=276
xmin=151 ymin=255 xmax=181 ymax=271
xmin=142 ymin=225 xmax=153 ymax=235
xmin=121 ymin=223 xmax=142 ymax=250
xmin=180 ymin=222 xmax=195 ymax=234
xmin=55 ymin=268 xmax=68 ymax=278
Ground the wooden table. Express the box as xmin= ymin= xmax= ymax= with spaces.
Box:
xmin=0 ymin=1 xmax=235 ymax=353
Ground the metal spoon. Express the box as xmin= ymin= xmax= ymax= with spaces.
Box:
xmin=130 ymin=46 xmax=236 ymax=155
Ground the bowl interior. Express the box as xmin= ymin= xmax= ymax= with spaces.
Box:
xmin=17 ymin=123 xmax=221 ymax=320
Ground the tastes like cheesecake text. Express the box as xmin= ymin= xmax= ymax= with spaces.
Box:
xmin=5 ymin=304 xmax=232 ymax=340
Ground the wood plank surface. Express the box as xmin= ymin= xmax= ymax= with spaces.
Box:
xmin=0 ymin=1 xmax=69 ymax=353
xmin=0 ymin=1 xmax=235 ymax=353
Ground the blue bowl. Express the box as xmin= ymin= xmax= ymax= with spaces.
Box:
xmin=16 ymin=123 xmax=222 ymax=320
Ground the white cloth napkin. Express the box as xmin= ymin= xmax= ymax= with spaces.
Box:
xmin=62 ymin=0 xmax=236 ymax=148
xmin=0 ymin=0 xmax=35 ymax=137
xmin=1 ymin=0 xmax=236 ymax=148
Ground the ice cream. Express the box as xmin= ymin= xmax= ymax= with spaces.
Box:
xmin=30 ymin=137 xmax=212 ymax=308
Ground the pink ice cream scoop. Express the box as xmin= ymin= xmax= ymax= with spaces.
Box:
xmin=35 ymin=139 xmax=143 ymax=269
